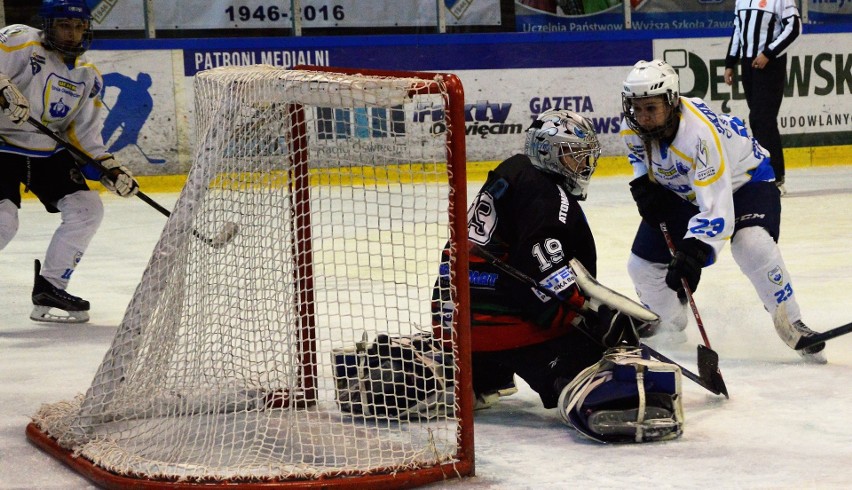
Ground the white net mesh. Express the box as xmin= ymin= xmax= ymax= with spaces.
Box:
xmin=31 ymin=65 xmax=468 ymax=484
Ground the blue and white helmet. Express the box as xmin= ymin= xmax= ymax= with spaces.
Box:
xmin=525 ymin=110 xmax=601 ymax=200
xmin=40 ymin=0 xmax=94 ymax=58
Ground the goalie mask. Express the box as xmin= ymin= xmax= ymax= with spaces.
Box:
xmin=525 ymin=110 xmax=601 ymax=201
xmin=558 ymin=346 xmax=684 ymax=443
xmin=40 ymin=0 xmax=94 ymax=59
xmin=621 ymin=59 xmax=681 ymax=141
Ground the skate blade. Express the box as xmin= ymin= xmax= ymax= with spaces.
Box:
xmin=30 ymin=305 xmax=89 ymax=324
xmin=588 ymin=407 xmax=677 ymax=437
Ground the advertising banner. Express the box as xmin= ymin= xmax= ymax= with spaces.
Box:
xmin=656 ymin=34 xmax=852 ymax=147
xmin=515 ymin=0 xmax=735 ymax=32
xmin=808 ymin=0 xmax=852 ymax=24
xmin=89 ymin=0 xmax=501 ymax=31
xmin=86 ymin=31 xmax=850 ymax=177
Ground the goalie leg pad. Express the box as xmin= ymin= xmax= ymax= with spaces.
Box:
xmin=558 ymin=346 xmax=684 ymax=443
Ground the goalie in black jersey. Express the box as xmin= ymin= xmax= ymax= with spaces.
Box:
xmin=427 ymin=110 xmax=684 ymax=443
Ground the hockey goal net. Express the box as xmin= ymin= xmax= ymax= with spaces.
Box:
xmin=27 ymin=65 xmax=472 ymax=488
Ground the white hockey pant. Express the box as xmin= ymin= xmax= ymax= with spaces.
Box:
xmin=731 ymin=226 xmax=801 ymax=323
xmin=0 ymin=199 xmax=18 ymax=250
xmin=627 ymin=254 xmax=688 ymax=333
xmin=42 ymin=190 xmax=104 ymax=290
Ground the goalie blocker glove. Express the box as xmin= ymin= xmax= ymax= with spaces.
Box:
xmin=558 ymin=346 xmax=684 ymax=443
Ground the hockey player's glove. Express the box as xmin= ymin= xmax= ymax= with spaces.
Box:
xmin=629 ymin=176 xmax=681 ymax=225
xmin=593 ymin=304 xmax=641 ymax=348
xmin=665 ymin=238 xmax=712 ymax=295
xmin=99 ymin=157 xmax=139 ymax=197
xmin=0 ymin=73 xmax=30 ymax=126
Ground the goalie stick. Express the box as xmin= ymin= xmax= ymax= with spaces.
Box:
xmin=25 ymin=116 xmax=238 ymax=249
xmin=659 ymin=222 xmax=728 ymax=398
xmin=471 ymin=243 xmax=729 ymax=398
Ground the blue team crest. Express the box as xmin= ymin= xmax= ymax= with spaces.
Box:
xmin=675 ymin=160 xmax=691 ymax=176
xmin=50 ymin=98 xmax=71 ymax=118
xmin=767 ymin=266 xmax=784 ymax=285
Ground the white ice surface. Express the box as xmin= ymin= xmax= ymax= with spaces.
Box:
xmin=2 ymin=167 xmax=852 ymax=489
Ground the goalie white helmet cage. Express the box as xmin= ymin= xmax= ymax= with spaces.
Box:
xmin=621 ymin=59 xmax=681 ymax=140
xmin=524 ymin=110 xmax=601 ymax=201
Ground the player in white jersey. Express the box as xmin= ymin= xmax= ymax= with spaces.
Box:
xmin=619 ymin=59 xmax=826 ymax=364
xmin=0 ymin=0 xmax=139 ymax=323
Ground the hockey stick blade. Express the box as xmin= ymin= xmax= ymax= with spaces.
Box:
xmin=646 ymin=346 xmax=727 ymax=397
xmin=199 ymin=222 xmax=239 ymax=249
xmin=793 ymin=321 xmax=852 ymax=350
xmin=696 ymin=344 xmax=729 ymax=398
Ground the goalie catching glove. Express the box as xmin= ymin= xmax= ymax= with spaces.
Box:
xmin=333 ymin=333 xmax=453 ymax=420
xmin=0 ymin=73 xmax=30 ymax=126
xmin=98 ymin=157 xmax=139 ymax=197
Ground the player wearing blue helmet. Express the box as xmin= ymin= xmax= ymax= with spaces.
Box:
xmin=0 ymin=0 xmax=139 ymax=323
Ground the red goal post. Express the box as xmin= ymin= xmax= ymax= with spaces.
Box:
xmin=26 ymin=65 xmax=473 ymax=488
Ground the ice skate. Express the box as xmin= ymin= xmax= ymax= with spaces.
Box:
xmin=474 ymin=376 xmax=518 ymax=410
xmin=792 ymin=321 xmax=827 ymax=364
xmin=31 ymin=259 xmax=90 ymax=323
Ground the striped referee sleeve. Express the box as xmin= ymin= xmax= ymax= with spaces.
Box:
xmin=725 ymin=0 xmax=801 ymax=68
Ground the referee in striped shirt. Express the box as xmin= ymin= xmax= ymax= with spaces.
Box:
xmin=724 ymin=0 xmax=801 ymax=194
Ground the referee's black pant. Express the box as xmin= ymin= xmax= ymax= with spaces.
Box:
xmin=740 ymin=54 xmax=787 ymax=183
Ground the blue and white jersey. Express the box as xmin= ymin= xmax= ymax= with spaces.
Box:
xmin=0 ymin=24 xmax=109 ymax=160
xmin=620 ymin=96 xmax=775 ymax=263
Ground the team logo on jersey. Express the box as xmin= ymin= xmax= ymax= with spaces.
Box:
xmin=30 ymin=53 xmax=45 ymax=75
xmin=695 ymin=140 xmax=717 ymax=180
xmin=767 ymin=266 xmax=784 ymax=286
xmin=50 ymin=98 xmax=72 ymax=118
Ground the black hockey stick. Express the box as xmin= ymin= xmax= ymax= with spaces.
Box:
xmin=660 ymin=222 xmax=728 ymax=398
xmin=25 ymin=116 xmax=238 ymax=249
xmin=472 ymin=244 xmax=729 ymax=398
xmin=794 ymin=321 xmax=852 ymax=350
